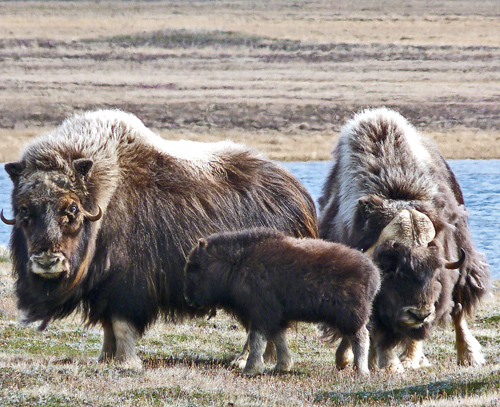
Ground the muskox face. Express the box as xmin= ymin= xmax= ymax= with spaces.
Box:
xmin=359 ymin=198 xmax=464 ymax=339
xmin=3 ymin=159 xmax=102 ymax=280
xmin=372 ymin=241 xmax=445 ymax=338
xmin=184 ymin=239 xmax=216 ymax=308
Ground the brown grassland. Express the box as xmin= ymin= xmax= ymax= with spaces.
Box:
xmin=0 ymin=0 xmax=500 ymax=161
xmin=0 ymin=1 xmax=500 ymax=406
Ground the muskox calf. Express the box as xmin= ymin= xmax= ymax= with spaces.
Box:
xmin=184 ymin=228 xmax=380 ymax=376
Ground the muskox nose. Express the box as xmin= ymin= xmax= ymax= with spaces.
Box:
xmin=407 ymin=308 xmax=432 ymax=323
xmin=32 ymin=253 xmax=61 ymax=270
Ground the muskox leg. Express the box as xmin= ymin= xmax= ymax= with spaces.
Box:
xmin=98 ymin=317 xmax=142 ymax=369
xmin=98 ymin=319 xmax=116 ymax=363
xmin=335 ymin=337 xmax=354 ymax=370
xmin=452 ymin=310 xmax=485 ymax=366
xmin=272 ymin=330 xmax=293 ymax=372
xmin=349 ymin=326 xmax=370 ymax=377
xmin=400 ymin=339 xmax=430 ymax=369
xmin=231 ymin=333 xmax=276 ymax=369
xmin=371 ymin=329 xmax=403 ymax=372
xmin=242 ymin=330 xmax=266 ymax=376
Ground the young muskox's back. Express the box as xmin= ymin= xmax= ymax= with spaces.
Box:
xmin=5 ymin=110 xmax=318 ymax=364
xmin=199 ymin=228 xmax=380 ymax=336
xmin=185 ymin=228 xmax=380 ymax=375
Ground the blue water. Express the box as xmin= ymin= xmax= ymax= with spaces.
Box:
xmin=1 ymin=161 xmax=499 ymax=278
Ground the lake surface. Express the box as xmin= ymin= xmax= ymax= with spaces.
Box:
xmin=1 ymin=160 xmax=499 ymax=278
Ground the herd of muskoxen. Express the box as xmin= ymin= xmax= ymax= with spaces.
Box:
xmin=1 ymin=107 xmax=490 ymax=377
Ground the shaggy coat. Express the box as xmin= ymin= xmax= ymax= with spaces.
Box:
xmin=3 ymin=110 xmax=318 ymax=365
xmin=184 ymin=228 xmax=380 ymax=376
xmin=318 ymin=107 xmax=490 ymax=370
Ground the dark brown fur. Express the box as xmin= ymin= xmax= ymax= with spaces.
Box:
xmin=4 ymin=110 xmax=318 ymax=362
xmin=184 ymin=228 xmax=380 ymax=375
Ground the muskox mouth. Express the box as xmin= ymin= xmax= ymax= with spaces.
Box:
xmin=29 ymin=252 xmax=69 ymax=279
xmin=400 ymin=305 xmax=436 ymax=328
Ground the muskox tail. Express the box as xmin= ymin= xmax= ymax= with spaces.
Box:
xmin=320 ymin=323 xmax=343 ymax=343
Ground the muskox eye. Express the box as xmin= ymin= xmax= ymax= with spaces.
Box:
xmin=19 ymin=206 xmax=29 ymax=217
xmin=68 ymin=204 xmax=78 ymax=215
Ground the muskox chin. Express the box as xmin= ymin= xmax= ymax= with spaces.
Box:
xmin=4 ymin=109 xmax=318 ymax=365
xmin=318 ymin=107 xmax=490 ymax=371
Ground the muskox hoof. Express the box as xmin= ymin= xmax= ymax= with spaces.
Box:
xmin=274 ymin=358 xmax=294 ymax=372
xmin=119 ymin=356 xmax=143 ymax=371
xmin=357 ymin=367 xmax=370 ymax=378
xmin=231 ymin=353 xmax=249 ymax=370
xmin=242 ymin=363 xmax=265 ymax=376
xmin=401 ymin=354 xmax=431 ymax=369
xmin=457 ymin=340 xmax=485 ymax=367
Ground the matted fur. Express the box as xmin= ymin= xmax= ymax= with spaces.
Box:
xmin=318 ymin=107 xmax=490 ymax=367
xmin=4 ymin=110 xmax=318 ymax=348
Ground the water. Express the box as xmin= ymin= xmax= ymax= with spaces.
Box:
xmin=1 ymin=161 xmax=499 ymax=278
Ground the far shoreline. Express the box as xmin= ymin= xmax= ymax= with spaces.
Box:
xmin=0 ymin=127 xmax=499 ymax=163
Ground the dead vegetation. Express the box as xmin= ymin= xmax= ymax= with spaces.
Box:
xmin=0 ymin=1 xmax=499 ymax=405
xmin=0 ymin=1 xmax=499 ymax=161
xmin=0 ymin=260 xmax=499 ymax=406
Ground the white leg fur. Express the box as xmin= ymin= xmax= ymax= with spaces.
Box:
xmin=379 ymin=348 xmax=404 ymax=372
xmin=232 ymin=333 xmax=277 ymax=368
xmin=111 ymin=317 xmax=142 ymax=369
xmin=242 ymin=330 xmax=266 ymax=376
xmin=350 ymin=326 xmax=370 ymax=377
xmin=336 ymin=337 xmax=354 ymax=370
xmin=453 ymin=312 xmax=485 ymax=366
xmin=231 ymin=334 xmax=250 ymax=369
xmin=400 ymin=340 xmax=430 ymax=369
xmin=98 ymin=320 xmax=116 ymax=363
xmin=272 ymin=330 xmax=293 ymax=372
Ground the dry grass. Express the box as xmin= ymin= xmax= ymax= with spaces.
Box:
xmin=0 ymin=0 xmax=499 ymax=161
xmin=0 ymin=259 xmax=499 ymax=406
xmin=0 ymin=1 xmax=499 ymax=405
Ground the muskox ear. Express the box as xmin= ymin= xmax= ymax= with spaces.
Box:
xmin=198 ymin=238 xmax=208 ymax=250
xmin=73 ymin=158 xmax=94 ymax=178
xmin=4 ymin=162 xmax=25 ymax=183
xmin=358 ymin=195 xmax=384 ymax=220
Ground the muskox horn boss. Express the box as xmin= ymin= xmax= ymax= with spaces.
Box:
xmin=445 ymin=248 xmax=466 ymax=270
xmin=83 ymin=204 xmax=103 ymax=222
xmin=0 ymin=209 xmax=15 ymax=225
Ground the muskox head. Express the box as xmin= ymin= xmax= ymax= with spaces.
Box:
xmin=184 ymin=238 xmax=216 ymax=309
xmin=357 ymin=195 xmax=465 ymax=339
xmin=2 ymin=159 xmax=102 ymax=281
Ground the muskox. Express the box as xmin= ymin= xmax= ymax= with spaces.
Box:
xmin=184 ymin=228 xmax=380 ymax=376
xmin=1 ymin=110 xmax=318 ymax=367
xmin=318 ymin=107 xmax=491 ymax=371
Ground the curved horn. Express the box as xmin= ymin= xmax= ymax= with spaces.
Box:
xmin=0 ymin=209 xmax=15 ymax=225
xmin=85 ymin=205 xmax=103 ymax=222
xmin=445 ymin=248 xmax=466 ymax=270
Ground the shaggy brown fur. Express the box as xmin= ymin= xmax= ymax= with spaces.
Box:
xmin=3 ymin=110 xmax=318 ymax=366
xmin=184 ymin=228 xmax=380 ymax=376
xmin=318 ymin=107 xmax=490 ymax=371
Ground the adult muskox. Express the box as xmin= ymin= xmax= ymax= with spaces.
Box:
xmin=318 ymin=107 xmax=490 ymax=372
xmin=1 ymin=110 xmax=318 ymax=367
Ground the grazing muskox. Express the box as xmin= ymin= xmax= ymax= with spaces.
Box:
xmin=318 ymin=107 xmax=490 ymax=371
xmin=1 ymin=110 xmax=318 ymax=367
xmin=184 ymin=228 xmax=381 ymax=376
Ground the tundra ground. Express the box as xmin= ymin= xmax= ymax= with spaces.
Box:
xmin=0 ymin=253 xmax=499 ymax=406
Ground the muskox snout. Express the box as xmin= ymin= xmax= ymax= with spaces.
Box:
xmin=401 ymin=305 xmax=435 ymax=327
xmin=29 ymin=252 xmax=68 ymax=278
